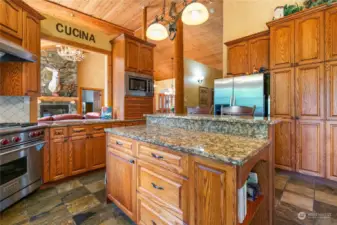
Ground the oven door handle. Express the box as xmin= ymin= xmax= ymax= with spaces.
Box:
xmin=0 ymin=141 xmax=46 ymax=156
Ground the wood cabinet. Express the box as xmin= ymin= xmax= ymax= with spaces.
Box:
xmin=326 ymin=61 xmax=337 ymax=120
xmin=296 ymin=120 xmax=325 ymax=177
xmin=270 ymin=21 xmax=294 ymax=69
xmin=249 ymin=35 xmax=270 ymax=71
xmin=0 ymin=0 xmax=23 ymax=39
xmin=139 ymin=44 xmax=154 ymax=75
xmin=275 ymin=119 xmax=296 ymax=171
xmin=107 ymin=147 xmax=137 ymax=221
xmin=295 ymin=63 xmax=325 ymax=120
xmin=125 ymin=96 xmax=153 ymax=120
xmin=227 ymin=41 xmax=249 ymax=75
xmin=325 ymin=6 xmax=337 ymax=61
xmin=125 ymin=39 xmax=140 ymax=72
xmin=89 ymin=133 xmax=106 ymax=169
xmin=49 ymin=137 xmax=68 ymax=181
xmin=270 ymin=68 xmax=295 ymax=118
xmin=326 ymin=121 xmax=337 ymax=182
xmin=295 ymin=12 xmax=324 ymax=65
xmin=68 ymin=135 xmax=88 ymax=176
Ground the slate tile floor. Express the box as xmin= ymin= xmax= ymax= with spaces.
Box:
xmin=1 ymin=169 xmax=337 ymax=225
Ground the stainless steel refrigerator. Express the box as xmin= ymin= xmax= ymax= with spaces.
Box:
xmin=214 ymin=73 xmax=270 ymax=117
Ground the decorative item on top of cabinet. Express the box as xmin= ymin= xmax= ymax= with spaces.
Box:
xmin=295 ymin=63 xmax=325 ymax=120
xmin=296 ymin=120 xmax=325 ymax=177
xmin=269 ymin=20 xmax=295 ymax=69
xmin=326 ymin=121 xmax=337 ymax=182
xmin=326 ymin=61 xmax=337 ymax=120
xmin=270 ymin=67 xmax=295 ymax=119
xmin=326 ymin=6 xmax=337 ymax=61
xmin=295 ymin=11 xmax=324 ymax=65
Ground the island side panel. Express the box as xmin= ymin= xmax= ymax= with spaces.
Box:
xmin=268 ymin=125 xmax=275 ymax=225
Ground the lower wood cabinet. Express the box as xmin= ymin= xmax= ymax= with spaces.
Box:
xmin=296 ymin=120 xmax=325 ymax=177
xmin=89 ymin=133 xmax=106 ymax=169
xmin=326 ymin=121 xmax=337 ymax=182
xmin=106 ymin=147 xmax=137 ymax=221
xmin=49 ymin=137 xmax=68 ymax=181
xmin=68 ymin=135 xmax=88 ymax=176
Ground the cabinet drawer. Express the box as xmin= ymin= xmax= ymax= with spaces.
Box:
xmin=69 ymin=125 xmax=88 ymax=137
xmin=107 ymin=134 xmax=134 ymax=156
xmin=137 ymin=194 xmax=183 ymax=225
xmin=136 ymin=142 xmax=188 ymax=176
xmin=137 ymin=161 xmax=188 ymax=219
xmin=50 ymin=127 xmax=68 ymax=139
xmin=90 ymin=124 xmax=108 ymax=134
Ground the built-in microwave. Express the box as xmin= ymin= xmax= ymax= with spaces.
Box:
xmin=125 ymin=72 xmax=154 ymax=97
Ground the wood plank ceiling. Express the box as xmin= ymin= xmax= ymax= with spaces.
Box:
xmin=33 ymin=0 xmax=223 ymax=80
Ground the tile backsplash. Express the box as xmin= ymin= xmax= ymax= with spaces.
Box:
xmin=0 ymin=96 xmax=30 ymax=123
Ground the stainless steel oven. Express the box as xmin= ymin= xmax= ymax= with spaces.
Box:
xmin=0 ymin=127 xmax=45 ymax=211
xmin=125 ymin=72 xmax=154 ymax=97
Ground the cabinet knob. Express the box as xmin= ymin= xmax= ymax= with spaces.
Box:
xmin=295 ymin=116 xmax=300 ymax=120
xmin=129 ymin=159 xmax=135 ymax=164
xmin=151 ymin=182 xmax=164 ymax=190
xmin=116 ymin=141 xmax=123 ymax=146
xmin=151 ymin=153 xmax=164 ymax=160
xmin=151 ymin=221 xmax=157 ymax=225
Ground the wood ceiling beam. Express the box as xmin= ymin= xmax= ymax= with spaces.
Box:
xmin=24 ymin=0 xmax=134 ymax=36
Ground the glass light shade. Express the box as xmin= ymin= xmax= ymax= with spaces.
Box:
xmin=182 ymin=2 xmax=209 ymax=25
xmin=146 ymin=23 xmax=168 ymax=41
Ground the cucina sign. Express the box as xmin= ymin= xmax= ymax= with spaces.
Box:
xmin=56 ymin=23 xmax=96 ymax=43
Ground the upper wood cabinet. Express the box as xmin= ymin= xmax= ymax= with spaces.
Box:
xmin=227 ymin=41 xmax=249 ymax=75
xmin=295 ymin=63 xmax=325 ymax=120
xmin=0 ymin=0 xmax=23 ymax=39
xmin=270 ymin=21 xmax=295 ymax=69
xmin=326 ymin=121 xmax=337 ymax=182
xmin=295 ymin=12 xmax=324 ymax=65
xmin=325 ymin=6 xmax=337 ymax=61
xmin=270 ymin=67 xmax=295 ymax=118
xmin=226 ymin=31 xmax=269 ymax=75
xmin=125 ymin=35 xmax=155 ymax=75
xmin=296 ymin=120 xmax=325 ymax=177
xmin=326 ymin=61 xmax=337 ymax=120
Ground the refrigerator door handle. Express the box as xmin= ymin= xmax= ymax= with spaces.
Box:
xmin=230 ymin=96 xmax=233 ymax=106
xmin=232 ymin=95 xmax=236 ymax=106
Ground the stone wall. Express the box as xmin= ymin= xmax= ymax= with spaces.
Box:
xmin=41 ymin=50 xmax=77 ymax=97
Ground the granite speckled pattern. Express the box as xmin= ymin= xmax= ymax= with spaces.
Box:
xmin=105 ymin=125 xmax=270 ymax=166
xmin=145 ymin=114 xmax=277 ymax=139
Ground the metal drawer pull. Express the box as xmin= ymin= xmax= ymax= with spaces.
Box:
xmin=151 ymin=183 xmax=164 ymax=190
xmin=129 ymin=159 xmax=135 ymax=164
xmin=74 ymin=129 xmax=85 ymax=133
xmin=94 ymin=127 xmax=103 ymax=130
xmin=55 ymin=131 xmax=63 ymax=135
xmin=151 ymin=153 xmax=163 ymax=160
xmin=116 ymin=141 xmax=123 ymax=146
xmin=151 ymin=221 xmax=157 ymax=225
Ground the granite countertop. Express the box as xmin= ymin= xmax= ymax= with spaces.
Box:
xmin=105 ymin=125 xmax=270 ymax=166
xmin=145 ymin=113 xmax=281 ymax=125
xmin=0 ymin=119 xmax=145 ymax=135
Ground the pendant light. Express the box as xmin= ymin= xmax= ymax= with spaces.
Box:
xmin=182 ymin=2 xmax=209 ymax=25
xmin=146 ymin=22 xmax=168 ymax=41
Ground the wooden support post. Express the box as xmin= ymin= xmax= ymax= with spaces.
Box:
xmin=142 ymin=7 xmax=147 ymax=41
xmin=174 ymin=18 xmax=184 ymax=114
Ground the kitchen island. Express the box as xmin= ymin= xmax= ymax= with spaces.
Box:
xmin=105 ymin=114 xmax=279 ymax=225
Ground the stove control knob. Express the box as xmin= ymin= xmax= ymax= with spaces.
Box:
xmin=12 ymin=136 xmax=21 ymax=142
xmin=36 ymin=131 xmax=41 ymax=136
xmin=0 ymin=139 xmax=10 ymax=145
xmin=29 ymin=132 xmax=35 ymax=138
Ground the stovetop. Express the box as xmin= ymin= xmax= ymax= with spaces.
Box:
xmin=0 ymin=123 xmax=38 ymax=129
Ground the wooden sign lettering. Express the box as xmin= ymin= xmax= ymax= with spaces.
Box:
xmin=56 ymin=23 xmax=96 ymax=43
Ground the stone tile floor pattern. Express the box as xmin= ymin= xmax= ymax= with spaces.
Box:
xmin=1 ymin=168 xmax=337 ymax=225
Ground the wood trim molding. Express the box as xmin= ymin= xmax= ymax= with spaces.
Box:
xmin=267 ymin=2 xmax=337 ymax=27
xmin=11 ymin=0 xmax=45 ymax=20
xmin=25 ymin=0 xmax=133 ymax=35
xmin=110 ymin=33 xmax=156 ymax=48
xmin=41 ymin=33 xmax=111 ymax=55
xmin=224 ymin=30 xmax=270 ymax=46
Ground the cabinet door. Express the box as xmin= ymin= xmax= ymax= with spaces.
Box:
xmin=107 ymin=148 xmax=137 ymax=221
xmin=68 ymin=135 xmax=88 ymax=176
xmin=89 ymin=133 xmax=106 ymax=169
xmin=326 ymin=121 xmax=337 ymax=182
xmin=270 ymin=21 xmax=295 ymax=69
xmin=189 ymin=156 xmax=236 ymax=225
xmin=22 ymin=12 xmax=40 ymax=96
xmin=125 ymin=39 xmax=140 ymax=72
xmin=326 ymin=61 xmax=337 ymax=120
xmin=139 ymin=44 xmax=153 ymax=75
xmin=0 ymin=0 xmax=23 ymax=39
xmin=296 ymin=120 xmax=325 ymax=177
xmin=325 ymin=6 xmax=337 ymax=61
xmin=50 ymin=138 xmax=68 ymax=181
xmin=275 ymin=119 xmax=296 ymax=171
xmin=295 ymin=12 xmax=324 ymax=65
xmin=249 ymin=35 xmax=269 ymax=72
xmin=227 ymin=41 xmax=249 ymax=75
xmin=270 ymin=68 xmax=295 ymax=118
xmin=295 ymin=63 xmax=325 ymax=120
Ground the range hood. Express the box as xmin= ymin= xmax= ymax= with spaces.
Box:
xmin=0 ymin=37 xmax=37 ymax=62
